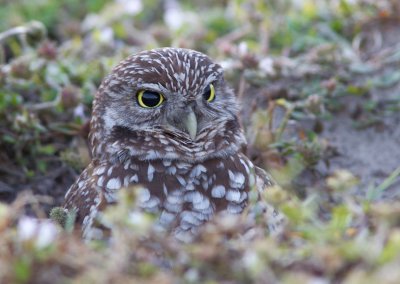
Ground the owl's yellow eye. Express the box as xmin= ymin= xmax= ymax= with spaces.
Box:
xmin=137 ymin=90 xmax=164 ymax=108
xmin=202 ymin=83 xmax=215 ymax=103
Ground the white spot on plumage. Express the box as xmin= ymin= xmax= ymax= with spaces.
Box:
xmin=106 ymin=178 xmax=121 ymax=190
xmin=163 ymin=183 xmax=168 ymax=196
xmin=123 ymin=175 xmax=130 ymax=187
xmin=166 ymin=195 xmax=180 ymax=206
xmin=181 ymin=211 xmax=202 ymax=226
xmin=239 ymin=158 xmax=250 ymax=174
xmin=130 ymin=174 xmax=139 ymax=183
xmin=190 ymin=164 xmax=207 ymax=178
xmin=166 ymin=166 xmax=177 ymax=175
xmin=192 ymin=211 xmax=209 ymax=221
xmin=186 ymin=183 xmax=195 ymax=191
xmin=137 ymin=188 xmax=151 ymax=203
xmin=159 ymin=138 xmax=171 ymax=145
xmin=228 ymin=170 xmax=245 ymax=189
xmin=176 ymin=162 xmax=191 ymax=169
xmin=179 ymin=221 xmax=192 ymax=231
xmin=201 ymin=180 xmax=209 ymax=190
xmin=123 ymin=160 xmax=130 ymax=170
xmin=227 ymin=203 xmax=243 ymax=214
xmin=146 ymin=150 xmax=160 ymax=159
xmin=226 ymin=190 xmax=241 ymax=203
xmin=94 ymin=166 xmax=106 ymax=176
xmin=107 ymin=166 xmax=114 ymax=176
xmin=211 ymin=185 xmax=225 ymax=198
xmin=97 ymin=176 xmax=104 ymax=187
xmin=176 ymin=175 xmax=186 ymax=186
xmin=141 ymin=196 xmax=160 ymax=210
xmin=184 ymin=191 xmax=203 ymax=203
xmin=165 ymin=202 xmax=182 ymax=213
xmin=130 ymin=163 xmax=139 ymax=171
xmin=147 ymin=164 xmax=155 ymax=182
xmin=159 ymin=211 xmax=175 ymax=226
xmin=204 ymin=141 xmax=214 ymax=150
xmin=193 ymin=197 xmax=210 ymax=210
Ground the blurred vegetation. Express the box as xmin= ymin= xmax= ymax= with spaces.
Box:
xmin=1 ymin=0 xmax=400 ymax=283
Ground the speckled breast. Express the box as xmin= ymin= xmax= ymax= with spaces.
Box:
xmin=94 ymin=151 xmax=257 ymax=239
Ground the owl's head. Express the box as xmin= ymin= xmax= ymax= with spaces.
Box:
xmin=90 ymin=48 xmax=246 ymax=161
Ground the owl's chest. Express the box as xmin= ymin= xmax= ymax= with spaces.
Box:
xmin=99 ymin=153 xmax=256 ymax=214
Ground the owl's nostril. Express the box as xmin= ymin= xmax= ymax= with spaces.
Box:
xmin=187 ymin=100 xmax=196 ymax=108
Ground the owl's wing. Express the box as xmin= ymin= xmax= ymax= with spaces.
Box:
xmin=63 ymin=161 xmax=108 ymax=238
xmin=252 ymin=165 xmax=286 ymax=235
xmin=254 ymin=165 xmax=275 ymax=189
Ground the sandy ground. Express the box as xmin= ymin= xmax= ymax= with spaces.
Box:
xmin=323 ymin=89 xmax=400 ymax=199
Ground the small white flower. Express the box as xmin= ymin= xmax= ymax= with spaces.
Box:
xmin=185 ymin=268 xmax=199 ymax=282
xmin=259 ymin=57 xmax=275 ymax=76
xmin=219 ymin=59 xmax=236 ymax=70
xmin=164 ymin=8 xmax=184 ymax=30
xmin=238 ymin=42 xmax=248 ymax=57
xmin=243 ymin=250 xmax=259 ymax=268
xmin=82 ymin=14 xmax=101 ymax=31
xmin=98 ymin=27 xmax=114 ymax=43
xmin=116 ymin=0 xmax=143 ymax=15
xmin=128 ymin=211 xmax=144 ymax=226
xmin=36 ymin=220 xmax=59 ymax=248
xmin=18 ymin=216 xmax=37 ymax=241
xmin=163 ymin=0 xmax=198 ymax=30
xmin=17 ymin=216 xmax=59 ymax=249
xmin=73 ymin=104 xmax=86 ymax=119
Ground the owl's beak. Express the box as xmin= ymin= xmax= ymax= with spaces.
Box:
xmin=182 ymin=108 xmax=197 ymax=140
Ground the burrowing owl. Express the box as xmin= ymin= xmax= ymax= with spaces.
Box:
xmin=64 ymin=48 xmax=281 ymax=241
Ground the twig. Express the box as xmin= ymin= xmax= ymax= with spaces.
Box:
xmin=26 ymin=99 xmax=60 ymax=111
xmin=0 ymin=21 xmax=46 ymax=63
xmin=0 ymin=21 xmax=46 ymax=43
xmin=26 ymin=80 xmax=62 ymax=111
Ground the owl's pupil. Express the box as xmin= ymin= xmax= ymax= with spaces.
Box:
xmin=142 ymin=92 xmax=159 ymax=106
xmin=203 ymin=90 xmax=211 ymax=101
xmin=138 ymin=90 xmax=163 ymax=108
xmin=203 ymin=88 xmax=211 ymax=101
